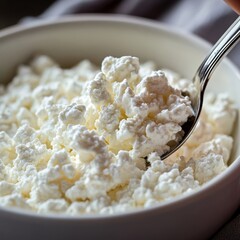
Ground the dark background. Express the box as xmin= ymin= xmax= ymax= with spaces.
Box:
xmin=0 ymin=0 xmax=55 ymax=29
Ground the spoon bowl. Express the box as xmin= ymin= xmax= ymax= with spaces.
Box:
xmin=161 ymin=16 xmax=240 ymax=160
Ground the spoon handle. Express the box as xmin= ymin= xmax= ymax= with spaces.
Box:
xmin=194 ymin=16 xmax=240 ymax=92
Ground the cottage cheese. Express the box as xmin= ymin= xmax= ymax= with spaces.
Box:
xmin=0 ymin=55 xmax=236 ymax=214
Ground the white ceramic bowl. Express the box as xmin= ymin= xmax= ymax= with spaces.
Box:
xmin=0 ymin=15 xmax=239 ymax=240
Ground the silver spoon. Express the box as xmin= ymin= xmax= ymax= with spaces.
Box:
xmin=161 ymin=16 xmax=240 ymax=160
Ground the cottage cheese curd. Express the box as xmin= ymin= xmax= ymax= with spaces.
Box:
xmin=0 ymin=56 xmax=236 ymax=214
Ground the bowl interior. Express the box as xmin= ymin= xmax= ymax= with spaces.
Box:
xmin=0 ymin=15 xmax=239 ymax=164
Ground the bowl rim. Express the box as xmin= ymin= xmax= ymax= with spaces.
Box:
xmin=0 ymin=14 xmax=239 ymax=221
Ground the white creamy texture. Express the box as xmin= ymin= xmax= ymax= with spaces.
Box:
xmin=0 ymin=55 xmax=236 ymax=214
